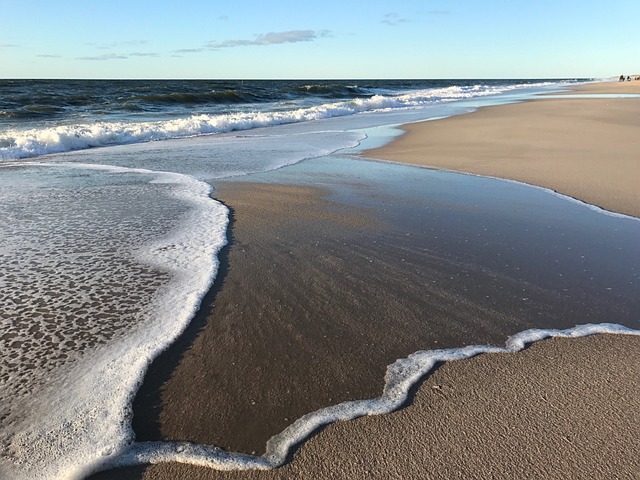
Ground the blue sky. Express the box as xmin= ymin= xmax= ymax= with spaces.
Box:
xmin=1 ymin=0 xmax=638 ymax=79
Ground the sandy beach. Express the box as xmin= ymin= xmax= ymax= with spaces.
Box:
xmin=567 ymin=79 xmax=640 ymax=94
xmin=91 ymin=81 xmax=640 ymax=480
xmin=364 ymin=81 xmax=640 ymax=218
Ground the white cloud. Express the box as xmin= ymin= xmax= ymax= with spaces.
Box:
xmin=85 ymin=40 xmax=147 ymax=50
xmin=174 ymin=48 xmax=205 ymax=54
xmin=77 ymin=53 xmax=128 ymax=61
xmin=382 ymin=13 xmax=409 ymax=26
xmin=129 ymin=52 xmax=160 ymax=57
xmin=206 ymin=29 xmax=330 ymax=49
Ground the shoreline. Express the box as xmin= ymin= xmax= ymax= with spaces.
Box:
xmin=94 ymin=332 xmax=640 ymax=480
xmin=91 ymin=80 xmax=640 ymax=479
xmin=362 ymin=81 xmax=640 ymax=218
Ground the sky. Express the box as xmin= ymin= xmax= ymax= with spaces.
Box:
xmin=1 ymin=0 xmax=638 ymax=79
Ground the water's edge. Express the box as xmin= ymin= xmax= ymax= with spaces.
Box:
xmin=91 ymin=324 xmax=640 ymax=476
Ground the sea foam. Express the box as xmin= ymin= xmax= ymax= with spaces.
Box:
xmin=91 ymin=323 xmax=639 ymax=475
xmin=0 ymin=162 xmax=228 ymax=480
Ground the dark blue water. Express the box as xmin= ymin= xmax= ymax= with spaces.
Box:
xmin=0 ymin=79 xmax=584 ymax=123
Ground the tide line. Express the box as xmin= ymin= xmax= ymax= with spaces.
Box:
xmin=94 ymin=322 xmax=640 ymax=475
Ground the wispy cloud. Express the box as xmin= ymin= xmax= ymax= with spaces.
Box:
xmin=85 ymin=40 xmax=147 ymax=50
xmin=77 ymin=53 xmax=128 ymax=61
xmin=206 ymin=29 xmax=330 ymax=49
xmin=218 ymin=15 xmax=229 ymax=21
xmin=428 ymin=10 xmax=450 ymax=16
xmin=123 ymin=40 xmax=148 ymax=46
xmin=0 ymin=43 xmax=18 ymax=50
xmin=382 ymin=13 xmax=409 ymax=26
xmin=129 ymin=52 xmax=160 ymax=57
xmin=37 ymin=54 xmax=62 ymax=58
xmin=174 ymin=48 xmax=205 ymax=54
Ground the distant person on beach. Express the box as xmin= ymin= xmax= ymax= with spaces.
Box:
xmin=619 ymin=75 xmax=625 ymax=82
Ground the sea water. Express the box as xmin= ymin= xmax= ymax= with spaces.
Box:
xmin=0 ymin=162 xmax=229 ymax=479
xmin=4 ymin=78 xmax=634 ymax=479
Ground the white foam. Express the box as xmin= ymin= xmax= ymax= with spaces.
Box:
xmin=52 ymin=129 xmax=367 ymax=182
xmin=0 ymin=162 xmax=228 ymax=480
xmin=92 ymin=323 xmax=639 ymax=475
xmin=0 ymin=82 xmax=558 ymax=161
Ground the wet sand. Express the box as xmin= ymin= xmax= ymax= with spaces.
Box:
xmin=91 ymin=81 xmax=640 ymax=479
xmin=130 ymin=180 xmax=544 ymax=455
xmin=364 ymin=81 xmax=640 ymax=217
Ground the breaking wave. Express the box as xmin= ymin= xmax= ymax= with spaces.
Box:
xmin=0 ymin=82 xmax=556 ymax=160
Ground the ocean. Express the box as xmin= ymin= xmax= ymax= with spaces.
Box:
xmin=0 ymin=79 xmax=578 ymax=160
xmin=3 ymin=77 xmax=629 ymax=479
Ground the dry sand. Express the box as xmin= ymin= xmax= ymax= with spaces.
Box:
xmin=568 ymin=79 xmax=640 ymax=94
xmin=91 ymin=81 xmax=640 ymax=480
xmin=364 ymin=81 xmax=640 ymax=217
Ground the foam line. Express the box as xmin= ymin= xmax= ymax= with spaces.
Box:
xmin=93 ymin=323 xmax=640 ymax=475
xmin=0 ymin=162 xmax=229 ymax=480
